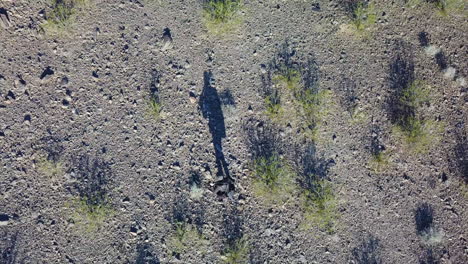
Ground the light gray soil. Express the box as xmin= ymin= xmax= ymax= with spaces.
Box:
xmin=0 ymin=0 xmax=467 ymax=263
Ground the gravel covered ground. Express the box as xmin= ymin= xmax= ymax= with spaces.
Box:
xmin=0 ymin=0 xmax=467 ymax=263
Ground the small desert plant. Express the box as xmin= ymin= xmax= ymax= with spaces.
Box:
xmin=296 ymin=145 xmax=338 ymax=232
xmin=407 ymin=0 xmax=466 ymax=16
xmin=301 ymin=179 xmax=338 ymax=233
xmin=434 ymin=0 xmax=466 ymax=16
xmin=148 ymin=98 xmax=162 ymax=118
xmin=223 ymin=236 xmax=249 ymax=264
xmin=264 ymin=89 xmax=282 ymax=118
xmin=203 ymin=0 xmax=243 ymax=35
xmin=189 ymin=171 xmax=204 ymax=200
xmin=70 ymin=197 xmax=113 ymax=232
xmin=147 ymin=70 xmax=163 ymax=119
xmin=273 ymin=67 xmax=301 ymax=91
xmin=252 ymin=155 xmax=295 ymax=204
xmin=41 ymin=0 xmax=88 ymax=35
xmin=392 ymin=108 xmax=442 ymax=154
xmin=67 ymin=155 xmax=113 ymax=232
xmin=37 ymin=157 xmax=64 ymax=177
xmin=351 ymin=2 xmax=377 ymax=32
xmin=388 ymin=45 xmax=442 ymax=153
xmin=297 ymin=89 xmax=332 ymax=134
xmin=166 ymin=221 xmax=209 ymax=255
xmin=369 ymin=127 xmax=390 ymax=172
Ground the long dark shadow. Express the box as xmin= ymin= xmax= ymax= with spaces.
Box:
xmin=199 ymin=71 xmax=234 ymax=197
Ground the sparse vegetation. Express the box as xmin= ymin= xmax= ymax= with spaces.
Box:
xmin=67 ymin=155 xmax=113 ymax=232
xmin=407 ymin=0 xmax=466 ymax=16
xmin=301 ymin=179 xmax=338 ymax=233
xmin=296 ymin=87 xmax=332 ymax=139
xmin=252 ymin=155 xmax=295 ymax=204
xmin=388 ymin=45 xmax=442 ymax=153
xmin=147 ymin=70 xmax=163 ymax=119
xmin=244 ymin=120 xmax=294 ymax=203
xmin=261 ymin=42 xmax=331 ymax=138
xmin=69 ymin=197 xmax=113 ymax=232
xmin=41 ymin=0 xmax=89 ymax=35
xmin=296 ymin=145 xmax=338 ymax=233
xmin=414 ymin=203 xmax=444 ymax=245
xmin=273 ymin=67 xmax=301 ymax=91
xmin=351 ymin=2 xmax=377 ymax=32
xmin=369 ymin=126 xmax=390 ymax=172
xmin=166 ymin=221 xmax=209 ymax=256
xmin=222 ymin=236 xmax=249 ymax=264
xmin=37 ymin=157 xmax=64 ymax=178
xmin=264 ymin=89 xmax=282 ymax=118
xmin=203 ymin=0 xmax=243 ymax=35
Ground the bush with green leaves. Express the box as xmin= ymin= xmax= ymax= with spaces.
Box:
xmin=295 ymin=87 xmax=332 ymax=139
xmin=252 ymin=155 xmax=295 ymax=204
xmin=407 ymin=0 xmax=466 ymax=16
xmin=166 ymin=221 xmax=210 ymax=256
xmin=222 ymin=236 xmax=249 ymax=264
xmin=147 ymin=70 xmax=163 ymax=119
xmin=351 ymin=1 xmax=376 ymax=32
xmin=202 ymin=0 xmax=243 ymax=35
xmin=69 ymin=197 xmax=113 ymax=233
xmin=391 ymin=80 xmax=442 ymax=153
xmin=387 ymin=45 xmax=442 ymax=153
xmin=296 ymin=145 xmax=338 ymax=233
xmin=67 ymin=155 xmax=114 ymax=232
xmin=42 ymin=0 xmax=89 ymax=35
xmin=301 ymin=178 xmax=338 ymax=233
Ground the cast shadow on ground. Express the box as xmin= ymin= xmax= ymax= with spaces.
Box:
xmin=453 ymin=129 xmax=468 ymax=183
xmin=199 ymin=71 xmax=234 ymax=197
xmin=223 ymin=206 xmax=243 ymax=248
xmin=135 ymin=243 xmax=160 ymax=264
xmin=294 ymin=143 xmax=335 ymax=192
xmin=351 ymin=235 xmax=382 ymax=264
xmin=67 ymin=155 xmax=112 ymax=206
xmin=244 ymin=119 xmax=282 ymax=161
xmin=386 ymin=40 xmax=415 ymax=127
xmin=1 ymin=231 xmax=27 ymax=264
xmin=414 ymin=202 xmax=434 ymax=235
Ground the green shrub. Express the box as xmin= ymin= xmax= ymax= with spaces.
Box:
xmin=69 ymin=197 xmax=113 ymax=233
xmin=166 ymin=222 xmax=209 ymax=256
xmin=223 ymin=236 xmax=249 ymax=264
xmin=264 ymin=92 xmax=283 ymax=118
xmin=393 ymin=119 xmax=443 ymax=154
xmin=301 ymin=179 xmax=338 ymax=233
xmin=252 ymin=155 xmax=295 ymax=204
xmin=42 ymin=0 xmax=88 ymax=35
xmin=352 ymin=2 xmax=377 ymax=32
xmin=296 ymin=89 xmax=332 ymax=139
xmin=273 ymin=68 xmax=301 ymax=91
xmin=399 ymin=80 xmax=430 ymax=109
xmin=147 ymin=97 xmax=162 ymax=119
xmin=37 ymin=157 xmax=63 ymax=177
xmin=203 ymin=0 xmax=243 ymax=35
xmin=392 ymin=80 xmax=442 ymax=153
xmin=407 ymin=0 xmax=466 ymax=16
xmin=435 ymin=0 xmax=466 ymax=15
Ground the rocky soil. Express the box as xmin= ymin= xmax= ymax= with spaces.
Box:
xmin=0 ymin=0 xmax=467 ymax=263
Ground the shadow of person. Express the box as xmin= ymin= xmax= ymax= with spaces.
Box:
xmin=199 ymin=71 xmax=234 ymax=198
